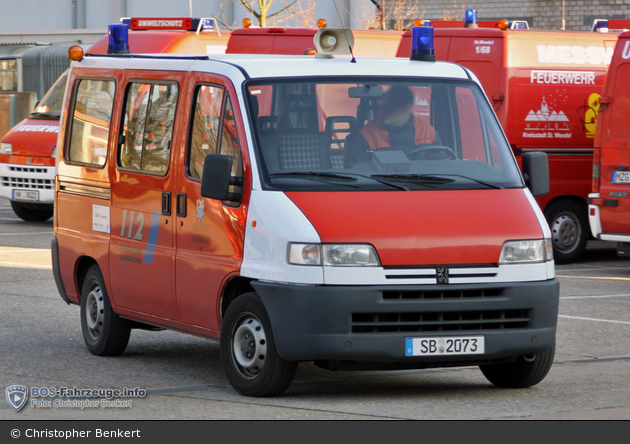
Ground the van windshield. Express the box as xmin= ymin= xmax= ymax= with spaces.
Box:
xmin=246 ymin=78 xmax=523 ymax=191
xmin=31 ymin=69 xmax=69 ymax=120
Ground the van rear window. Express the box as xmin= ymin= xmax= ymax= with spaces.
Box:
xmin=67 ymin=79 xmax=115 ymax=167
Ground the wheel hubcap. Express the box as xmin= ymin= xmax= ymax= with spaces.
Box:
xmin=85 ymin=286 xmax=104 ymax=340
xmin=551 ymin=212 xmax=580 ymax=253
xmin=232 ymin=315 xmax=267 ymax=378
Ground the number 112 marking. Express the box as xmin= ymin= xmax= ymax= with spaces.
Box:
xmin=121 ymin=209 xmax=145 ymax=241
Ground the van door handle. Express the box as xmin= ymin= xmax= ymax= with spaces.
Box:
xmin=162 ymin=191 xmax=171 ymax=216
xmin=176 ymin=193 xmax=187 ymax=217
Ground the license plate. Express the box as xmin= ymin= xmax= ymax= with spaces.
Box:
xmin=612 ymin=170 xmax=630 ymax=184
xmin=13 ymin=190 xmax=39 ymax=201
xmin=405 ymin=336 xmax=485 ymax=356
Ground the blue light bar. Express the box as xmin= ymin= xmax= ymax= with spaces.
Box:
xmin=108 ymin=24 xmax=129 ymax=54
xmin=594 ymin=20 xmax=609 ymax=32
xmin=464 ymin=9 xmax=478 ymax=28
xmin=410 ymin=26 xmax=435 ymax=62
xmin=510 ymin=21 xmax=529 ymax=30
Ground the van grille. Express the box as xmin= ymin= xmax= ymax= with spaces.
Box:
xmin=351 ymin=309 xmax=530 ymax=333
xmin=9 ymin=166 xmax=48 ymax=174
xmin=1 ymin=175 xmax=53 ymax=190
xmin=383 ymin=288 xmax=504 ymax=300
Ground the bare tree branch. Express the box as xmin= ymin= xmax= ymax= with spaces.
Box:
xmin=267 ymin=0 xmax=299 ymax=19
xmin=240 ymin=0 xmax=261 ymax=20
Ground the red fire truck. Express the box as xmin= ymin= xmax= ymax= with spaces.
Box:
xmin=395 ymin=17 xmax=620 ymax=263
xmin=588 ymin=28 xmax=630 ymax=258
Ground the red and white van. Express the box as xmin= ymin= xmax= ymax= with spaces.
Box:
xmin=0 ymin=69 xmax=68 ymax=221
xmin=52 ymin=27 xmax=558 ymax=397
xmin=588 ymin=30 xmax=630 ymax=258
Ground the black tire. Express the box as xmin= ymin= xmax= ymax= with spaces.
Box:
xmin=80 ymin=265 xmax=131 ymax=356
xmin=544 ymin=199 xmax=588 ymax=264
xmin=220 ymin=292 xmax=298 ymax=397
xmin=10 ymin=201 xmax=53 ymax=222
xmin=479 ymin=346 xmax=555 ymax=388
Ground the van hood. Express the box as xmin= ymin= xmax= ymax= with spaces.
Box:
xmin=286 ymin=189 xmax=543 ymax=266
xmin=2 ymin=119 xmax=59 ymax=157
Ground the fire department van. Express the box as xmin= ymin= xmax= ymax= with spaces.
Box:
xmin=397 ymin=16 xmax=618 ymax=264
xmin=0 ymin=69 xmax=68 ymax=221
xmin=52 ymin=25 xmax=559 ymax=397
xmin=588 ymin=30 xmax=630 ymax=258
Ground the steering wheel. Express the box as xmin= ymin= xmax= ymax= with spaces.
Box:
xmin=405 ymin=145 xmax=457 ymax=160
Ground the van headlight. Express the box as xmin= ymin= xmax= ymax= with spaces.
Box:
xmin=51 ymin=146 xmax=57 ymax=158
xmin=1 ymin=143 xmax=11 ymax=155
xmin=288 ymin=243 xmax=380 ymax=266
xmin=499 ymin=239 xmax=553 ymax=264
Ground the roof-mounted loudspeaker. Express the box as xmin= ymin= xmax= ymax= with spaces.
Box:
xmin=313 ymin=28 xmax=354 ymax=58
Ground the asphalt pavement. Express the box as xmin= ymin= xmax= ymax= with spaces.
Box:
xmin=1 ymin=197 xmax=629 ymax=420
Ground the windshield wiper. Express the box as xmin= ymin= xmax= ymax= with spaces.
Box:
xmin=371 ymin=174 xmax=453 ymax=188
xmin=269 ymin=172 xmax=358 ymax=180
xmin=432 ymin=174 xmax=504 ymax=189
xmin=269 ymin=171 xmax=361 ymax=188
xmin=373 ymin=173 xmax=504 ymax=189
xmin=372 ymin=174 xmax=454 ymax=183
xmin=269 ymin=171 xmax=409 ymax=191
xmin=30 ymin=111 xmax=60 ymax=120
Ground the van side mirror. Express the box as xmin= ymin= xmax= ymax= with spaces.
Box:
xmin=200 ymin=154 xmax=240 ymax=201
xmin=521 ymin=152 xmax=549 ymax=197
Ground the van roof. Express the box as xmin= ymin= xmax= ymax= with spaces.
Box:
xmin=75 ymin=53 xmax=471 ymax=81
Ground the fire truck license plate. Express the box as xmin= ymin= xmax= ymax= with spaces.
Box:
xmin=405 ymin=336 xmax=485 ymax=356
xmin=13 ymin=190 xmax=39 ymax=201
xmin=612 ymin=171 xmax=630 ymax=184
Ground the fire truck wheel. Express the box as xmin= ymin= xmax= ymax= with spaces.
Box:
xmin=479 ymin=346 xmax=555 ymax=388
xmin=80 ymin=265 xmax=131 ymax=356
xmin=544 ymin=199 xmax=588 ymax=264
xmin=221 ymin=292 xmax=298 ymax=397
xmin=10 ymin=201 xmax=53 ymax=222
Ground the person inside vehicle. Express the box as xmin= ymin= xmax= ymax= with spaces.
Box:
xmin=344 ymin=85 xmax=442 ymax=167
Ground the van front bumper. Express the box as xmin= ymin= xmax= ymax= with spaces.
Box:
xmin=252 ymin=279 xmax=559 ymax=364
xmin=0 ymin=161 xmax=55 ymax=203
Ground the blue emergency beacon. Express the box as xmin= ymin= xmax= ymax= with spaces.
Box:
xmin=410 ymin=26 xmax=435 ymax=62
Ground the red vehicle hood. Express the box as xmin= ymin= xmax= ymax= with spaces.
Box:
xmin=2 ymin=119 xmax=59 ymax=157
xmin=286 ymin=189 xmax=543 ymax=266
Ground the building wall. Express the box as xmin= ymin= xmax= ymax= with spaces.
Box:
xmin=0 ymin=0 xmax=373 ymax=33
xmin=382 ymin=0 xmax=630 ymax=31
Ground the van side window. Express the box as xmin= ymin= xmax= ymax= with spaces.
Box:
xmin=219 ymin=95 xmax=244 ymax=199
xmin=188 ymin=85 xmax=225 ymax=179
xmin=119 ymin=82 xmax=179 ymax=175
xmin=67 ymin=79 xmax=115 ymax=166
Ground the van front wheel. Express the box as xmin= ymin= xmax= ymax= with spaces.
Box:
xmin=220 ymin=293 xmax=297 ymax=397
xmin=80 ymin=265 xmax=131 ymax=356
xmin=479 ymin=346 xmax=555 ymax=388
xmin=10 ymin=201 xmax=53 ymax=222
